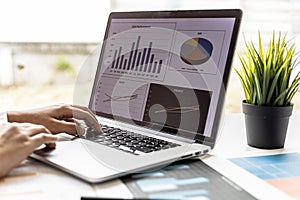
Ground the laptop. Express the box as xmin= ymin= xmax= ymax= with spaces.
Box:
xmin=31 ymin=9 xmax=242 ymax=183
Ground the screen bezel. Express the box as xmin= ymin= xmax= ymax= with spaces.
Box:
xmin=89 ymin=9 xmax=242 ymax=148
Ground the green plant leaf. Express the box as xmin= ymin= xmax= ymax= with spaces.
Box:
xmin=235 ymin=32 xmax=300 ymax=106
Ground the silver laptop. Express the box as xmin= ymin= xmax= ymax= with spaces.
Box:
xmin=31 ymin=9 xmax=242 ymax=183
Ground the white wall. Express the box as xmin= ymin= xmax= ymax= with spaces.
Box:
xmin=0 ymin=0 xmax=110 ymax=43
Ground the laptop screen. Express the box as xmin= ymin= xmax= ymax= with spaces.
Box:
xmin=90 ymin=10 xmax=242 ymax=146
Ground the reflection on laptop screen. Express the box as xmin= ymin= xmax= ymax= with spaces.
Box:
xmin=90 ymin=13 xmax=236 ymax=141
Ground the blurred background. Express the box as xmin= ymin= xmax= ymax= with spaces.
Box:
xmin=0 ymin=0 xmax=300 ymax=112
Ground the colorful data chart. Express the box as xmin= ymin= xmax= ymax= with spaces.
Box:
xmin=180 ymin=38 xmax=213 ymax=65
xmin=122 ymin=159 xmax=255 ymax=200
xmin=230 ymin=153 xmax=300 ymax=198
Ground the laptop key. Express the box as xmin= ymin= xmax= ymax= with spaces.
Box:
xmin=138 ymin=142 xmax=146 ymax=146
xmin=134 ymin=147 xmax=153 ymax=153
xmin=103 ymin=132 xmax=110 ymax=136
xmin=102 ymin=140 xmax=113 ymax=145
xmin=111 ymin=138 xmax=119 ymax=142
xmin=124 ymin=138 xmax=131 ymax=142
xmin=116 ymin=136 xmax=124 ymax=140
xmin=110 ymin=143 xmax=120 ymax=148
xmin=109 ymin=134 xmax=117 ymax=138
xmin=94 ymin=138 xmax=105 ymax=142
xmin=162 ymin=145 xmax=171 ymax=149
xmin=116 ymin=132 xmax=123 ymax=136
xmin=126 ymin=142 xmax=133 ymax=147
xmin=131 ymin=140 xmax=139 ymax=144
xmin=119 ymin=145 xmax=132 ymax=152
xmin=133 ymin=144 xmax=141 ymax=148
xmin=146 ymin=144 xmax=155 ymax=148
xmin=86 ymin=126 xmax=180 ymax=155
xmin=119 ymin=140 xmax=126 ymax=145
xmin=108 ymin=130 xmax=117 ymax=134
xmin=154 ymin=146 xmax=162 ymax=151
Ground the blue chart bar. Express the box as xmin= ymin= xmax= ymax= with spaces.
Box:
xmin=111 ymin=36 xmax=164 ymax=75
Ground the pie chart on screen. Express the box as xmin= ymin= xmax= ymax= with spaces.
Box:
xmin=180 ymin=38 xmax=213 ymax=65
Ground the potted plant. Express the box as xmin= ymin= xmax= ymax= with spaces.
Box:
xmin=235 ymin=32 xmax=300 ymax=149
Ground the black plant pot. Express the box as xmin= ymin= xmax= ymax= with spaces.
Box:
xmin=242 ymin=100 xmax=293 ymax=149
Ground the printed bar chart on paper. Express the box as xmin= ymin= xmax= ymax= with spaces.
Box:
xmin=102 ymin=22 xmax=176 ymax=81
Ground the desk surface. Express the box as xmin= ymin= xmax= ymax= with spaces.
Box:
xmin=1 ymin=111 xmax=300 ymax=200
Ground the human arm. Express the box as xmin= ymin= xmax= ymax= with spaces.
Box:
xmin=7 ymin=104 xmax=101 ymax=135
xmin=0 ymin=122 xmax=57 ymax=177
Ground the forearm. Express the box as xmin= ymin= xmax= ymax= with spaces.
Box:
xmin=0 ymin=150 xmax=21 ymax=177
xmin=7 ymin=110 xmax=31 ymax=123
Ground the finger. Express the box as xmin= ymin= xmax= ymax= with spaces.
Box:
xmin=72 ymin=105 xmax=98 ymax=121
xmin=53 ymin=119 xmax=85 ymax=135
xmin=68 ymin=107 xmax=102 ymax=133
xmin=20 ymin=122 xmax=36 ymax=128
xmin=46 ymin=143 xmax=56 ymax=149
xmin=57 ymin=104 xmax=97 ymax=121
xmin=56 ymin=105 xmax=101 ymax=133
xmin=0 ymin=123 xmax=19 ymax=138
xmin=31 ymin=133 xmax=58 ymax=147
xmin=25 ymin=125 xmax=51 ymax=136
xmin=63 ymin=118 xmax=86 ymax=135
xmin=62 ymin=118 xmax=81 ymax=125
xmin=0 ymin=123 xmax=32 ymax=139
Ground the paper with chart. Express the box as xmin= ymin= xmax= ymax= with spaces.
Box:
xmin=230 ymin=152 xmax=300 ymax=199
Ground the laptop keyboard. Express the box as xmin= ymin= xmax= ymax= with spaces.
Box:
xmin=83 ymin=125 xmax=181 ymax=156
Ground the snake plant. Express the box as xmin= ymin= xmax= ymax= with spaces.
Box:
xmin=235 ymin=32 xmax=300 ymax=106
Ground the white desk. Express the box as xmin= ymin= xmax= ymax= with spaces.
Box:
xmin=1 ymin=111 xmax=300 ymax=200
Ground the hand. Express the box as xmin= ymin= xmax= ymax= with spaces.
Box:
xmin=7 ymin=104 xmax=102 ymax=135
xmin=0 ymin=122 xmax=57 ymax=177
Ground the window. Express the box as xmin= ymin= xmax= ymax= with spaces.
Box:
xmin=0 ymin=0 xmax=299 ymax=112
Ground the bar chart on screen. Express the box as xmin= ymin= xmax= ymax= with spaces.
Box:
xmin=102 ymin=22 xmax=176 ymax=81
